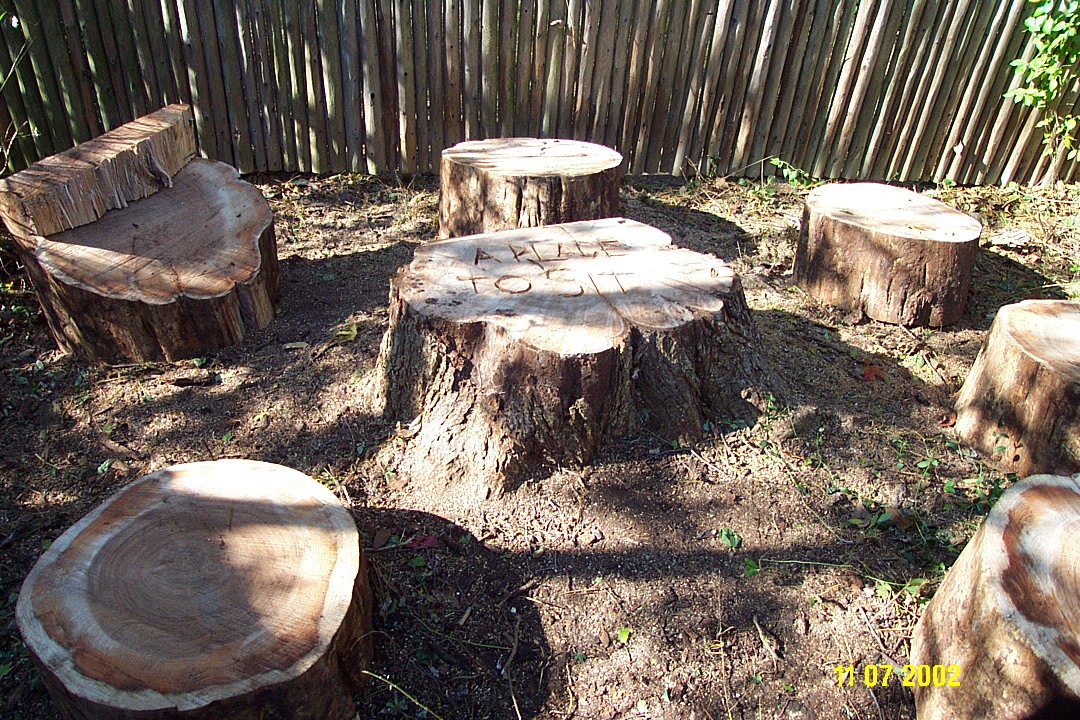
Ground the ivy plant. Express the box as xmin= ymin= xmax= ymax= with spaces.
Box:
xmin=1007 ymin=0 xmax=1080 ymax=162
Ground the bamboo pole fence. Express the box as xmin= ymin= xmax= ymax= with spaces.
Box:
xmin=0 ymin=0 xmax=1076 ymax=185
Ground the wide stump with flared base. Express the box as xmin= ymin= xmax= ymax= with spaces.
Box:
xmin=15 ymin=460 xmax=372 ymax=720
xmin=372 ymin=217 xmax=767 ymax=502
xmin=911 ymin=473 xmax=1080 ymax=720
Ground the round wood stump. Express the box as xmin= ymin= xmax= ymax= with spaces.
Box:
xmin=373 ymin=217 xmax=767 ymax=501
xmin=954 ymin=299 xmax=1080 ymax=477
xmin=437 ymin=137 xmax=623 ymax=239
xmin=792 ymin=182 xmax=981 ymax=326
xmin=911 ymin=473 xmax=1080 ymax=720
xmin=16 ymin=460 xmax=372 ymax=720
xmin=19 ymin=158 xmax=279 ymax=364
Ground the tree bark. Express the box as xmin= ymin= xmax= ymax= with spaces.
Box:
xmin=9 ymin=158 xmax=279 ymax=364
xmin=954 ymin=300 xmax=1080 ymax=477
xmin=372 ymin=217 xmax=767 ymax=501
xmin=910 ymin=472 xmax=1080 ymax=720
xmin=792 ymin=182 xmax=981 ymax=326
xmin=437 ymin=137 xmax=623 ymax=238
xmin=16 ymin=460 xmax=372 ymax=720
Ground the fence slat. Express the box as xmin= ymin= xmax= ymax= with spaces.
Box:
xmin=601 ymin=0 xmax=636 ymax=149
xmin=238 ymin=0 xmax=270 ymax=172
xmin=252 ymin=0 xmax=284 ymax=171
xmin=689 ymin=0 xmax=737 ymax=171
xmin=630 ymin=0 xmax=672 ymax=173
xmin=57 ymin=0 xmax=101 ymax=139
xmin=444 ymin=0 xmax=464 ymax=145
xmin=541 ymin=0 xmax=566 ymax=137
xmin=393 ymin=0 xmax=416 ymax=170
xmin=526 ymin=0 xmax=549 ymax=137
xmin=649 ymin=0 xmax=693 ymax=172
xmin=264 ymin=0 xmax=297 ymax=169
xmin=128 ymin=0 xmax=163 ymax=109
xmin=0 ymin=25 xmax=40 ymax=166
xmin=735 ymin=0 xmax=791 ymax=174
xmin=498 ymin=0 xmax=516 ymax=138
xmin=12 ymin=0 xmax=75 ymax=152
xmin=159 ymin=0 xmax=194 ymax=108
xmin=571 ymin=0 xmax=601 ymax=140
xmin=411 ymin=0 xmax=430 ymax=168
xmin=558 ymin=0 xmax=584 ymax=138
xmin=426 ymin=0 xmax=445 ymax=157
xmin=513 ymin=0 xmax=536 ymax=137
xmin=316 ymin=0 xmax=347 ymax=172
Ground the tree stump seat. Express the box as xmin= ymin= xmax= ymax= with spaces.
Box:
xmin=0 ymin=104 xmax=279 ymax=364
xmin=955 ymin=299 xmax=1080 ymax=477
xmin=437 ymin=137 xmax=623 ymax=239
xmin=793 ymin=182 xmax=982 ymax=326
xmin=373 ymin=217 xmax=767 ymax=501
xmin=16 ymin=460 xmax=372 ymax=720
xmin=911 ymin=472 xmax=1080 ymax=720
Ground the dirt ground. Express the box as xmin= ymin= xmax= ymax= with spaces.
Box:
xmin=1 ymin=171 xmax=1078 ymax=720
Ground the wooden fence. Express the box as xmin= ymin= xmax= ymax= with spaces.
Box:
xmin=1 ymin=0 xmax=1078 ymax=184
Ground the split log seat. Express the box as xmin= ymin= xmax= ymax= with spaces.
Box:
xmin=438 ymin=137 xmax=623 ymax=238
xmin=793 ymin=182 xmax=981 ymax=326
xmin=16 ymin=460 xmax=372 ymax=720
xmin=911 ymin=473 xmax=1080 ymax=719
xmin=954 ymin=299 xmax=1080 ymax=476
xmin=0 ymin=104 xmax=278 ymax=364
xmin=373 ymin=217 xmax=767 ymax=501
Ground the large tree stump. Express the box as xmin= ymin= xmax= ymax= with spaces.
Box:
xmin=954 ymin=300 xmax=1080 ymax=477
xmin=437 ymin=137 xmax=623 ymax=239
xmin=3 ymin=158 xmax=279 ymax=364
xmin=373 ymin=217 xmax=767 ymax=501
xmin=16 ymin=460 xmax=372 ymax=720
xmin=910 ymin=473 xmax=1080 ymax=720
xmin=0 ymin=105 xmax=278 ymax=364
xmin=792 ymin=182 xmax=981 ymax=326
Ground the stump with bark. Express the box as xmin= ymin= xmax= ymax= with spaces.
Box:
xmin=437 ymin=137 xmax=623 ymax=238
xmin=954 ymin=300 xmax=1080 ymax=477
xmin=911 ymin=472 xmax=1080 ymax=720
xmin=373 ymin=217 xmax=767 ymax=501
xmin=16 ymin=460 xmax=372 ymax=720
xmin=0 ymin=105 xmax=279 ymax=364
xmin=792 ymin=182 xmax=981 ymax=326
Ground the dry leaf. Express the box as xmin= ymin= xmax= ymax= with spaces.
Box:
xmin=883 ymin=505 xmax=914 ymax=530
xmin=282 ymin=341 xmax=309 ymax=350
xmin=939 ymin=412 xmax=957 ymax=428
xmin=334 ymin=322 xmax=358 ymax=344
xmin=862 ymin=357 xmax=886 ymax=382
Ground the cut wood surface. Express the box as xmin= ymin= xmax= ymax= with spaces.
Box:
xmin=15 ymin=460 xmax=372 ymax=720
xmin=0 ymin=104 xmax=195 ymax=241
xmin=955 ymin=300 xmax=1080 ymax=477
xmin=374 ymin=217 xmax=767 ymax=501
xmin=910 ymin=472 xmax=1080 ymax=720
xmin=792 ymin=182 xmax=981 ymax=326
xmin=437 ymin=137 xmax=622 ymax=238
xmin=18 ymin=158 xmax=279 ymax=364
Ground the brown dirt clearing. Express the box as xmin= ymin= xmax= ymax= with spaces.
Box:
xmin=1 ymin=173 xmax=1078 ymax=719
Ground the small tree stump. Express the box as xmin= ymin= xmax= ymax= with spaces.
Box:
xmin=16 ymin=460 xmax=372 ymax=720
xmin=437 ymin=137 xmax=622 ymax=239
xmin=792 ymin=182 xmax=981 ymax=326
xmin=373 ymin=217 xmax=766 ymax=500
xmin=910 ymin=472 xmax=1080 ymax=720
xmin=954 ymin=300 xmax=1080 ymax=477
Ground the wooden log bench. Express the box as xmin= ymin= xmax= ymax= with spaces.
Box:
xmin=910 ymin=473 xmax=1080 ymax=719
xmin=437 ymin=137 xmax=623 ymax=238
xmin=372 ymin=217 xmax=767 ymax=501
xmin=954 ymin=299 xmax=1080 ymax=476
xmin=792 ymin=182 xmax=981 ymax=326
xmin=16 ymin=460 xmax=372 ymax=720
xmin=0 ymin=105 xmax=278 ymax=364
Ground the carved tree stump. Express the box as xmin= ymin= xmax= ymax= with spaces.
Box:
xmin=911 ymin=473 xmax=1080 ymax=720
xmin=437 ymin=137 xmax=622 ymax=239
xmin=955 ymin=300 xmax=1080 ymax=477
xmin=792 ymin=182 xmax=981 ymax=326
xmin=373 ymin=217 xmax=767 ymax=500
xmin=16 ymin=460 xmax=372 ymax=720
xmin=0 ymin=105 xmax=278 ymax=364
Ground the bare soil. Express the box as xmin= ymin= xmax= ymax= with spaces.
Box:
xmin=1 ymin=173 xmax=1078 ymax=720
